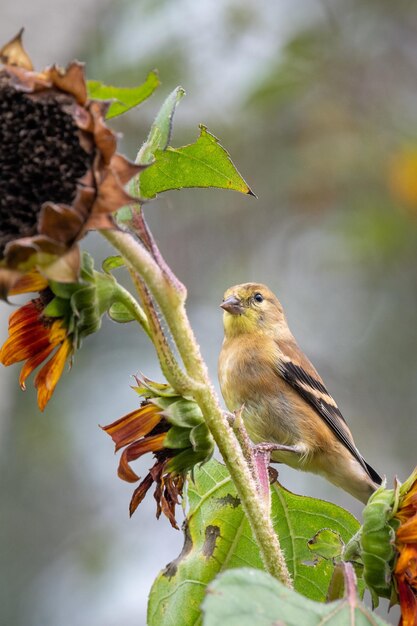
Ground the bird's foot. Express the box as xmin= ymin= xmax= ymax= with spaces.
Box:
xmin=253 ymin=442 xmax=300 ymax=455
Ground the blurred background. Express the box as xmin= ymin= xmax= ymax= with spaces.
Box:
xmin=1 ymin=1 xmax=417 ymax=624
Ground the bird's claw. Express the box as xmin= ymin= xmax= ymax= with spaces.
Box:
xmin=253 ymin=442 xmax=299 ymax=455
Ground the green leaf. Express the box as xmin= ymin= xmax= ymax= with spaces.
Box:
xmin=307 ymin=529 xmax=345 ymax=561
xmin=147 ymin=459 xmax=360 ymax=626
xmin=201 ymin=568 xmax=389 ymax=626
xmin=87 ymin=71 xmax=160 ymax=119
xmin=136 ymin=86 xmax=186 ymax=166
xmin=102 ymin=255 xmax=125 ymax=274
xmin=108 ymin=302 xmax=135 ymax=324
xmin=138 ymin=125 xmax=255 ymax=198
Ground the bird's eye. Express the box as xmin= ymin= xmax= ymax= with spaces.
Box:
xmin=254 ymin=292 xmax=264 ymax=303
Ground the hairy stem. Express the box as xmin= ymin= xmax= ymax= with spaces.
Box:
xmin=101 ymin=228 xmax=292 ymax=587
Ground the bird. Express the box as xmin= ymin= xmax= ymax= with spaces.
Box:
xmin=218 ymin=282 xmax=382 ymax=503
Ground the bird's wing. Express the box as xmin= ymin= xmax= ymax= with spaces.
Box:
xmin=275 ymin=340 xmax=381 ymax=485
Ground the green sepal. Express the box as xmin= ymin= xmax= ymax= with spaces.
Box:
xmin=108 ymin=302 xmax=136 ymax=323
xmin=164 ymin=426 xmax=192 ymax=450
xmin=360 ymin=485 xmax=397 ymax=602
xmin=80 ymin=252 xmax=95 ymax=280
xmin=162 ymin=399 xmax=204 ymax=428
xmin=49 ymin=281 xmax=80 ymax=299
xmin=133 ymin=378 xmax=175 ymax=399
xmin=189 ymin=423 xmax=214 ymax=456
xmin=165 ymin=447 xmax=211 ymax=475
xmin=42 ymin=296 xmax=69 ymax=318
xmin=150 ymin=396 xmax=178 ymax=411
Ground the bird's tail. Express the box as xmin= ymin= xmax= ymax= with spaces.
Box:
xmin=363 ymin=459 xmax=382 ymax=486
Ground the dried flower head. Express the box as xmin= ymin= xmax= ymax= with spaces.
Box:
xmin=0 ymin=30 xmax=142 ymax=298
xmin=102 ymin=377 xmax=214 ymax=528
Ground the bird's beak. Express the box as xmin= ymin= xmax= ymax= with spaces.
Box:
xmin=220 ymin=295 xmax=244 ymax=315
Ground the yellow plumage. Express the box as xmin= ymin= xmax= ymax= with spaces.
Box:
xmin=218 ymin=282 xmax=381 ymax=503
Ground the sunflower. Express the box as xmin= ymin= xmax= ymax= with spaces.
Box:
xmin=0 ymin=29 xmax=142 ymax=298
xmin=1 ymin=253 xmax=120 ymax=410
xmin=358 ymin=468 xmax=417 ymax=625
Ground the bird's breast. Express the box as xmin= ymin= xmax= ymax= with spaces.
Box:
xmin=218 ymin=335 xmax=301 ymax=445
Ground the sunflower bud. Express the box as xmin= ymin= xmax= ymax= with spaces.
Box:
xmin=0 ymin=30 xmax=143 ymax=298
xmin=102 ymin=377 xmax=214 ymax=528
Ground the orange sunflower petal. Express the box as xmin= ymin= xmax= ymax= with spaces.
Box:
xmin=102 ymin=404 xmax=162 ymax=451
xmin=0 ymin=327 xmax=51 ymax=365
xmin=18 ymin=344 xmax=56 ymax=389
xmin=7 ymin=300 xmax=41 ymax=330
xmin=34 ymin=339 xmax=72 ymax=411
xmin=397 ymin=577 xmax=417 ymax=626
xmin=9 ymin=271 xmax=49 ymax=295
xmin=398 ymin=516 xmax=417 ymax=544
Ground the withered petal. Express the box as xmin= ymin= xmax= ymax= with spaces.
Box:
xmin=41 ymin=246 xmax=80 ymax=283
xmin=84 ymin=214 xmax=115 ymax=231
xmin=110 ymin=153 xmax=146 ymax=185
xmin=0 ymin=29 xmax=33 ymax=70
xmin=117 ymin=433 xmax=166 ymax=483
xmin=9 ymin=271 xmax=49 ymax=295
xmin=0 ymin=268 xmax=24 ymax=301
xmin=4 ymin=235 xmax=68 ymax=269
xmin=129 ymin=473 xmax=154 ymax=517
xmin=397 ymin=577 xmax=417 ymax=626
xmin=89 ymin=101 xmax=117 ymax=164
xmin=48 ymin=62 xmax=87 ymax=105
xmin=38 ymin=203 xmax=84 ymax=243
xmin=92 ymin=169 xmax=135 ymax=215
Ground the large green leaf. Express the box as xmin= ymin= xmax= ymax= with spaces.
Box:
xmin=138 ymin=125 xmax=255 ymax=198
xmin=201 ymin=568 xmax=389 ymax=626
xmin=87 ymin=71 xmax=160 ymax=119
xmin=147 ymin=460 xmax=360 ymax=626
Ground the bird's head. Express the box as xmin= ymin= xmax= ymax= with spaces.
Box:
xmin=220 ymin=283 xmax=286 ymax=337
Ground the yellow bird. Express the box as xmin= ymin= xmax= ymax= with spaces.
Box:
xmin=218 ymin=282 xmax=381 ymax=503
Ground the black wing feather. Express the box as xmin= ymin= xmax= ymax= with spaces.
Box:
xmin=279 ymin=361 xmax=382 ymax=485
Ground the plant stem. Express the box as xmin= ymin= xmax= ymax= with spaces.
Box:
xmin=101 ymin=228 xmax=293 ymax=587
